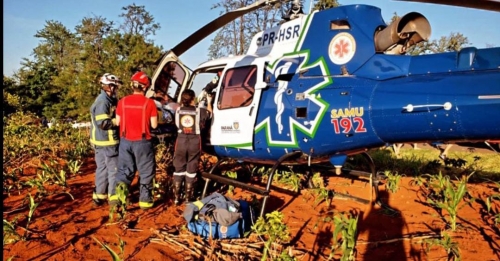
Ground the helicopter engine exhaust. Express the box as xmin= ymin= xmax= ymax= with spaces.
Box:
xmin=374 ymin=12 xmax=431 ymax=54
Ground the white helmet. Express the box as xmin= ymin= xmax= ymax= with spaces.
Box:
xmin=100 ymin=73 xmax=123 ymax=86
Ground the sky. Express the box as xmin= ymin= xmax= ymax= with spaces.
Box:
xmin=3 ymin=0 xmax=500 ymax=76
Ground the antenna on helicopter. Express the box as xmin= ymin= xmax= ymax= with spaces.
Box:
xmin=282 ymin=0 xmax=305 ymax=21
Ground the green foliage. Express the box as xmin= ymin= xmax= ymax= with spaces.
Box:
xmin=25 ymin=193 xmax=41 ymax=236
xmin=110 ymin=183 xmax=129 ymax=222
xmin=92 ymin=236 xmax=124 ymax=261
xmin=223 ymin=170 xmax=238 ymax=195
xmin=254 ymin=166 xmax=302 ymax=192
xmin=313 ymin=0 xmax=340 ymax=11
xmin=425 ymin=173 xmax=473 ymax=231
xmin=317 ymin=211 xmax=358 ymax=261
xmin=425 ymin=232 xmax=461 ymax=261
xmin=7 ymin=4 xmax=163 ymax=120
xmin=209 ymin=0 xmax=284 ymax=59
xmin=252 ymin=211 xmax=291 ymax=261
xmin=485 ymin=181 xmax=500 ymax=225
xmin=382 ymin=170 xmax=403 ymax=194
xmin=3 ymin=218 xmax=21 ymax=246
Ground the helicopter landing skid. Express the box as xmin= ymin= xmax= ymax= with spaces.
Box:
xmin=201 ymin=151 xmax=303 ymax=217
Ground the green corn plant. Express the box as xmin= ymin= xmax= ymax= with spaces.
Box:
xmin=426 ymin=173 xmax=473 ymax=231
xmin=92 ymin=236 xmax=123 ymax=261
xmin=53 ymin=169 xmax=67 ymax=187
xmin=116 ymin=233 xmax=126 ymax=257
xmin=312 ymin=187 xmax=333 ymax=207
xmin=383 ymin=170 xmax=403 ymax=194
xmin=223 ymin=170 xmax=238 ymax=195
xmin=25 ymin=193 xmax=40 ymax=236
xmin=3 ymin=218 xmax=21 ymax=245
xmin=252 ymin=211 xmax=291 ymax=261
xmin=24 ymin=179 xmax=46 ymax=195
xmin=278 ymin=169 xmax=302 ymax=192
xmin=425 ymin=232 xmax=460 ymax=261
xmin=110 ymin=183 xmax=129 ymax=221
xmin=67 ymin=159 xmax=82 ymax=175
xmin=409 ymin=174 xmax=427 ymax=187
xmin=310 ymin=172 xmax=325 ymax=188
xmin=422 ymin=171 xmax=450 ymax=202
xmin=329 ymin=212 xmax=359 ymax=261
xmin=485 ymin=181 xmax=500 ymax=225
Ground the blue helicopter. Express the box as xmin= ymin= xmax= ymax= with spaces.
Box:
xmin=149 ymin=0 xmax=500 ymax=216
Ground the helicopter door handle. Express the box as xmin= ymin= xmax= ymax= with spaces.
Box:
xmin=403 ymin=102 xmax=452 ymax=112
xmin=249 ymin=106 xmax=254 ymax=116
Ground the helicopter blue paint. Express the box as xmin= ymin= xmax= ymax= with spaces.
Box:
xmin=153 ymin=3 xmax=500 ymax=167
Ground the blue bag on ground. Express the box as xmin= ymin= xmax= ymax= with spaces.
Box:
xmin=183 ymin=192 xmax=254 ymax=239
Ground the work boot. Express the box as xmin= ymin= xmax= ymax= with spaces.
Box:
xmin=184 ymin=182 xmax=194 ymax=203
xmin=173 ymin=181 xmax=183 ymax=206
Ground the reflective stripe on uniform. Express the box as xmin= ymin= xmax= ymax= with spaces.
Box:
xmin=90 ymin=138 xmax=119 ymax=146
xmin=173 ymin=172 xmax=186 ymax=176
xmin=96 ymin=114 xmax=110 ymax=121
xmin=139 ymin=201 xmax=154 ymax=208
xmin=193 ymin=200 xmax=204 ymax=210
xmin=93 ymin=192 xmax=108 ymax=200
xmin=186 ymin=172 xmax=197 ymax=178
xmin=109 ymin=194 xmax=118 ymax=201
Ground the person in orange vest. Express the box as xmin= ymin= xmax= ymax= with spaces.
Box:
xmin=173 ymin=89 xmax=212 ymax=205
xmin=114 ymin=71 xmax=158 ymax=210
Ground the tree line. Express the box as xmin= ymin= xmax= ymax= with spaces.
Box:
xmin=3 ymin=0 xmax=470 ymax=121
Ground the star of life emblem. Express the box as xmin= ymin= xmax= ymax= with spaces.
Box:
xmin=180 ymin=115 xmax=194 ymax=127
xmin=328 ymin=32 xmax=356 ymax=65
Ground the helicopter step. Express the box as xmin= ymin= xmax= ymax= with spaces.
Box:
xmin=201 ymin=151 xmax=303 ymax=217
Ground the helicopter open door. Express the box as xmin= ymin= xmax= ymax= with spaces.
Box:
xmin=148 ymin=50 xmax=192 ymax=101
xmin=210 ymin=59 xmax=266 ymax=150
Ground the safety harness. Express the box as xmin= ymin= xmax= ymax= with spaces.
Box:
xmin=120 ymin=96 xmax=149 ymax=139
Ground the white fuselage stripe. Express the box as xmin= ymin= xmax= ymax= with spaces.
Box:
xmin=478 ymin=95 xmax=500 ymax=99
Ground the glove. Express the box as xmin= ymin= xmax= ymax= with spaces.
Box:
xmin=111 ymin=118 xmax=118 ymax=126
xmin=206 ymin=94 xmax=213 ymax=104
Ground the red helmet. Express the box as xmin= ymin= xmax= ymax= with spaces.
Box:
xmin=130 ymin=71 xmax=151 ymax=89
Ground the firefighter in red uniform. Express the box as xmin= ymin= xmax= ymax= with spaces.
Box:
xmin=173 ymin=89 xmax=212 ymax=205
xmin=114 ymin=71 xmax=158 ymax=210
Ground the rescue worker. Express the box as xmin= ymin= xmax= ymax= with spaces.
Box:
xmin=173 ymin=89 xmax=212 ymax=205
xmin=197 ymin=71 xmax=221 ymax=109
xmin=114 ymin=71 xmax=158 ymax=210
xmin=90 ymin=73 xmax=122 ymax=206
xmin=151 ymin=88 xmax=179 ymax=136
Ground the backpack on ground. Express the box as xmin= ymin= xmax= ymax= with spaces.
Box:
xmin=183 ymin=192 xmax=255 ymax=239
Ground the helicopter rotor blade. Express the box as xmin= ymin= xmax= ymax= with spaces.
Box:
xmin=396 ymin=0 xmax=500 ymax=12
xmin=170 ymin=0 xmax=291 ymax=57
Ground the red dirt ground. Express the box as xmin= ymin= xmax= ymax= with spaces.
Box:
xmin=3 ymin=145 xmax=500 ymax=261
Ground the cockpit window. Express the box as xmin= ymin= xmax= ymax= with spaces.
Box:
xmin=330 ymin=20 xmax=351 ymax=30
xmin=218 ymin=66 xmax=257 ymax=110
xmin=154 ymin=61 xmax=186 ymax=99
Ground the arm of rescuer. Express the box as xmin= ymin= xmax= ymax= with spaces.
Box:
xmin=95 ymin=101 xmax=118 ymax=130
xmin=149 ymin=99 xmax=158 ymax=129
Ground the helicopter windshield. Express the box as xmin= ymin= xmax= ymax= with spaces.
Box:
xmin=154 ymin=61 xmax=187 ymax=100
